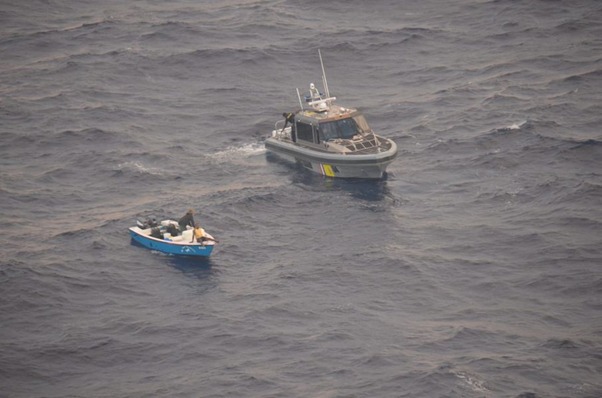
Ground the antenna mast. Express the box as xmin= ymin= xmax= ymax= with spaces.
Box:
xmin=318 ymin=49 xmax=330 ymax=98
xmin=296 ymin=88 xmax=304 ymax=109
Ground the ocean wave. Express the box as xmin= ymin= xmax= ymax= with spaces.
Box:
xmin=158 ymin=47 xmax=272 ymax=66
xmin=418 ymin=119 xmax=598 ymax=173
xmin=452 ymin=370 xmax=490 ymax=394
xmin=53 ymin=227 xmax=97 ymax=239
xmin=64 ymin=127 xmax=117 ymax=140
xmin=228 ymin=190 xmax=280 ymax=209
xmin=541 ymin=338 xmax=581 ymax=350
xmin=0 ymin=17 xmax=118 ymax=47
xmin=113 ymin=161 xmax=170 ymax=177
xmin=55 ymin=19 xmax=117 ymax=35
xmin=481 ymin=92 xmax=531 ymax=107
xmin=473 ymin=186 xmax=529 ymax=207
xmin=564 ymin=137 xmax=602 ymax=149
xmin=0 ymin=130 xmax=36 ymax=147
xmin=207 ymin=143 xmax=266 ymax=163
xmin=506 ymin=120 xmax=528 ymax=130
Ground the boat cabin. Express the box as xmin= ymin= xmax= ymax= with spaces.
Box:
xmin=292 ymin=108 xmax=372 ymax=146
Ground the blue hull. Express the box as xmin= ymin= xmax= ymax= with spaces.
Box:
xmin=129 ymin=229 xmax=214 ymax=257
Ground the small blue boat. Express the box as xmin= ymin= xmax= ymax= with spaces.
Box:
xmin=129 ymin=219 xmax=216 ymax=257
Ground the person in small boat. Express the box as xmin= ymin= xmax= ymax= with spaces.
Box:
xmin=191 ymin=222 xmax=215 ymax=244
xmin=190 ymin=223 xmax=219 ymax=243
xmin=150 ymin=227 xmax=162 ymax=239
xmin=178 ymin=209 xmax=195 ymax=232
xmin=166 ymin=223 xmax=179 ymax=237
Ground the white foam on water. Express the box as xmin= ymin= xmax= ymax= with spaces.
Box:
xmin=453 ymin=371 xmax=489 ymax=393
xmin=507 ymin=120 xmax=527 ymax=130
xmin=209 ymin=142 xmax=266 ymax=163
xmin=117 ymin=161 xmax=165 ymax=176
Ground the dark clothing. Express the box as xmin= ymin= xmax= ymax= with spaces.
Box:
xmin=166 ymin=224 xmax=179 ymax=236
xmin=178 ymin=211 xmax=195 ymax=232
xmin=283 ymin=112 xmax=296 ymax=142
xmin=283 ymin=112 xmax=295 ymax=124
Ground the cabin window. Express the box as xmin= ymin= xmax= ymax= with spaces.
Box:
xmin=353 ymin=114 xmax=370 ymax=133
xmin=317 ymin=126 xmax=328 ymax=142
xmin=296 ymin=122 xmax=314 ymax=142
xmin=319 ymin=115 xmax=370 ymax=141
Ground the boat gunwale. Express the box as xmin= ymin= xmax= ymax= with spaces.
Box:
xmin=128 ymin=227 xmax=215 ymax=247
xmin=265 ymin=136 xmax=397 ymax=165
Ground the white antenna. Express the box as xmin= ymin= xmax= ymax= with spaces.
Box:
xmin=318 ymin=49 xmax=330 ymax=98
xmin=296 ymin=88 xmax=304 ymax=109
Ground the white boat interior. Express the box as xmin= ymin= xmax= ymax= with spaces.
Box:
xmin=134 ymin=219 xmax=215 ymax=245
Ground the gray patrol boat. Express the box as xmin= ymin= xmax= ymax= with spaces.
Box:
xmin=265 ymin=51 xmax=397 ymax=179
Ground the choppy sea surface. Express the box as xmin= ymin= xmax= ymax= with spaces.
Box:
xmin=1 ymin=1 xmax=601 ymax=397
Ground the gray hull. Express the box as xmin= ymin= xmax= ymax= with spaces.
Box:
xmin=265 ymin=137 xmax=397 ymax=179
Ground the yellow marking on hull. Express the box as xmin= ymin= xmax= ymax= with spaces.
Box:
xmin=322 ymin=164 xmax=335 ymax=177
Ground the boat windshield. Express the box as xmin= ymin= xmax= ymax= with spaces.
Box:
xmin=319 ymin=114 xmax=371 ymax=141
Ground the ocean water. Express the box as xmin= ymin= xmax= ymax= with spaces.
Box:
xmin=1 ymin=0 xmax=601 ymax=397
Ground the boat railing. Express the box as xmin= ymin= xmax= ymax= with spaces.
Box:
xmin=332 ymin=133 xmax=390 ymax=153
xmin=274 ymin=119 xmax=285 ymax=131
